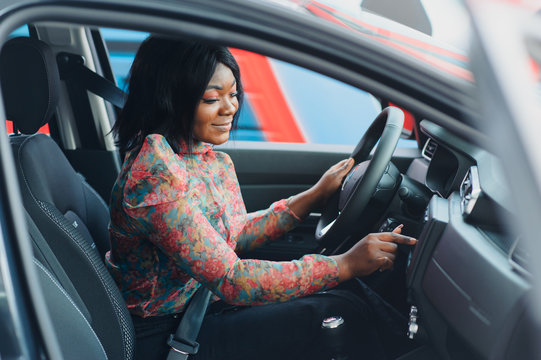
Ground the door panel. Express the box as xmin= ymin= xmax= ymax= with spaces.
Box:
xmin=220 ymin=142 xmax=352 ymax=211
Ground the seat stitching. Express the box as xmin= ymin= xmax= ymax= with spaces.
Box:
xmin=34 ymin=259 xmax=108 ymax=360
xmin=39 ymin=201 xmax=129 ymax=358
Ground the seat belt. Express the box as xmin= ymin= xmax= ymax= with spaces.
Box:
xmin=56 ymin=52 xmax=127 ymax=108
xmin=167 ymin=286 xmax=212 ymax=360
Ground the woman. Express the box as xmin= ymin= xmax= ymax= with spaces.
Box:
xmin=107 ymin=36 xmax=417 ymax=360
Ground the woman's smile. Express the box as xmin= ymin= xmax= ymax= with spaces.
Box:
xmin=211 ymin=121 xmax=232 ymax=132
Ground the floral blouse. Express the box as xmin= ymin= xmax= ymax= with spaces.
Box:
xmin=106 ymin=134 xmax=339 ymax=317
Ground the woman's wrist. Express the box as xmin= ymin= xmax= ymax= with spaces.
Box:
xmin=286 ymin=186 xmax=324 ymax=220
xmin=331 ymin=253 xmax=352 ymax=283
xmin=306 ymin=184 xmax=327 ymax=210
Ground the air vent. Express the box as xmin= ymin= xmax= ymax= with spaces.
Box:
xmin=422 ymin=138 xmax=438 ymax=160
xmin=460 ymin=166 xmax=481 ymax=218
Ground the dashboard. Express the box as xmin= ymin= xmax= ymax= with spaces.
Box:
xmin=403 ymin=120 xmax=531 ymax=359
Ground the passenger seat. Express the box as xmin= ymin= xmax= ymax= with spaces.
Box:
xmin=0 ymin=36 xmax=135 ymax=360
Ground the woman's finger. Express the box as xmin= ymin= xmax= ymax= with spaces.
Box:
xmin=332 ymin=158 xmax=352 ymax=171
xmin=378 ymin=241 xmax=398 ymax=254
xmin=377 ymin=250 xmax=396 ymax=263
xmin=376 ymin=256 xmax=394 ymax=272
xmin=336 ymin=158 xmax=354 ymax=177
xmin=378 ymin=232 xmax=417 ymax=245
xmin=343 ymin=158 xmax=354 ymax=170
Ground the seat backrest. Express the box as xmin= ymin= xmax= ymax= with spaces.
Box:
xmin=1 ymin=36 xmax=135 ymax=360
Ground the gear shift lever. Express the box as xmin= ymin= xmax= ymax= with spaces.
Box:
xmin=321 ymin=316 xmax=348 ymax=360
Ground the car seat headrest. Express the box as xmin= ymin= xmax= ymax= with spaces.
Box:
xmin=0 ymin=37 xmax=60 ymax=134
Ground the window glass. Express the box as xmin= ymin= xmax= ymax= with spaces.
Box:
xmin=102 ymin=28 xmax=416 ymax=147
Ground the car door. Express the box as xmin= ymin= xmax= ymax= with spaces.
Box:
xmin=467 ymin=3 xmax=541 ymax=357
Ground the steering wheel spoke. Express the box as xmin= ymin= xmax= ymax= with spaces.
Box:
xmin=318 ymin=218 xmax=336 ymax=238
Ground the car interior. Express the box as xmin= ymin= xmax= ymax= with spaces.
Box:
xmin=0 ymin=5 xmax=535 ymax=360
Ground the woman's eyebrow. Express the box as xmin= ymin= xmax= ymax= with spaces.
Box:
xmin=205 ymin=80 xmax=236 ymax=91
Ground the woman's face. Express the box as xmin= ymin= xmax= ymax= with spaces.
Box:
xmin=193 ymin=62 xmax=239 ymax=145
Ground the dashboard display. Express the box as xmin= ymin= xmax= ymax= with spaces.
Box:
xmin=425 ymin=143 xmax=459 ymax=197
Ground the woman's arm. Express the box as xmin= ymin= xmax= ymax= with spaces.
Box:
xmin=139 ymin=198 xmax=340 ymax=305
xmin=234 ymin=199 xmax=300 ymax=253
xmin=138 ymin=198 xmax=415 ymax=306
xmin=235 ymin=158 xmax=354 ymax=253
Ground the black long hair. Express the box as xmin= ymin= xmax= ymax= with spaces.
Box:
xmin=113 ymin=36 xmax=243 ymax=153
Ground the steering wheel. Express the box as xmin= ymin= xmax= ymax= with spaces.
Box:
xmin=315 ymin=106 xmax=405 ymax=249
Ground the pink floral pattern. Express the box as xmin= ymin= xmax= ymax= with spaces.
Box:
xmin=106 ymin=134 xmax=339 ymax=317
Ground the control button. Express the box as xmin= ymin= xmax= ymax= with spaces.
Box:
xmin=378 ymin=218 xmax=399 ymax=233
xmin=408 ymin=321 xmax=419 ymax=339
xmin=407 ymin=306 xmax=419 ymax=340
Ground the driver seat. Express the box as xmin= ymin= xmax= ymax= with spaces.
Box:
xmin=1 ymin=36 xmax=135 ymax=359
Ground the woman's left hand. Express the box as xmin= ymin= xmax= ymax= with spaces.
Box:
xmin=287 ymin=158 xmax=354 ymax=219
xmin=312 ymin=158 xmax=354 ymax=207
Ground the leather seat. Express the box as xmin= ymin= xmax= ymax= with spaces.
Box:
xmin=1 ymin=36 xmax=135 ymax=360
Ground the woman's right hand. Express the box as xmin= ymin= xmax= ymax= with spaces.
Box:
xmin=332 ymin=225 xmax=417 ymax=281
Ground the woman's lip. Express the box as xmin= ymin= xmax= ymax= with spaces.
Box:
xmin=211 ymin=122 xmax=232 ymax=131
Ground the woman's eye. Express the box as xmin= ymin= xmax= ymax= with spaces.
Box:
xmin=202 ymin=98 xmax=219 ymax=104
xmin=230 ymin=92 xmax=238 ymax=98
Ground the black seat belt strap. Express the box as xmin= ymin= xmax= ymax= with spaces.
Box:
xmin=167 ymin=286 xmax=212 ymax=360
xmin=57 ymin=52 xmax=127 ymax=108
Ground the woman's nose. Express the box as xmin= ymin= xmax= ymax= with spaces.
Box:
xmin=221 ymin=97 xmax=238 ymax=115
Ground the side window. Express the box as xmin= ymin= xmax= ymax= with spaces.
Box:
xmin=102 ymin=28 xmax=416 ymax=147
xmin=230 ymin=49 xmax=383 ymax=144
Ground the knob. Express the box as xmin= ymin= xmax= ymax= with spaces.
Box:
xmin=321 ymin=316 xmax=348 ymax=360
xmin=398 ymin=176 xmax=433 ymax=217
xmin=407 ymin=306 xmax=419 ymax=340
xmin=407 ymin=322 xmax=419 ymax=340
xmin=322 ymin=316 xmax=344 ymax=329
